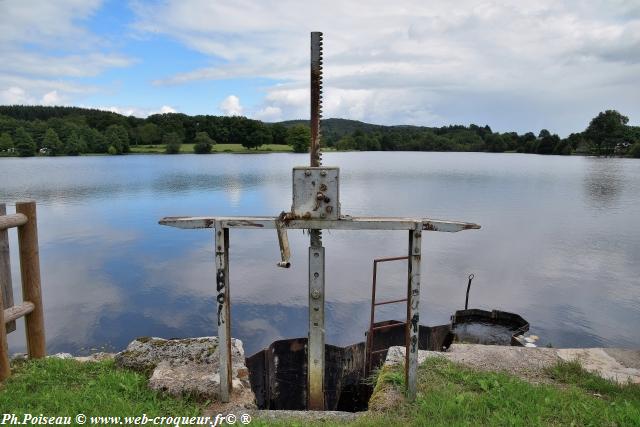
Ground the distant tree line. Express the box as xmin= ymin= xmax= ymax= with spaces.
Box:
xmin=0 ymin=105 xmax=638 ymax=158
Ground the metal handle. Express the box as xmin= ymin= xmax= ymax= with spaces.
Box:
xmin=465 ymin=273 xmax=474 ymax=310
xmin=276 ymin=214 xmax=291 ymax=268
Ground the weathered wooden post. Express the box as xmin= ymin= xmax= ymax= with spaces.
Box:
xmin=0 ymin=266 xmax=9 ymax=381
xmin=16 ymin=201 xmax=46 ymax=359
xmin=1 ymin=204 xmax=16 ymax=334
xmin=0 ymin=204 xmax=12 ymax=380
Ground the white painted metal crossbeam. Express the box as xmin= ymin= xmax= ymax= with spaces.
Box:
xmin=159 ymin=216 xmax=480 ymax=232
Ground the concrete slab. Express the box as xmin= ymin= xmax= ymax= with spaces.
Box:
xmin=386 ymin=344 xmax=640 ymax=385
xmin=558 ymin=348 xmax=640 ymax=384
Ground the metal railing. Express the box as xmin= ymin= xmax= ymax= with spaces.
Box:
xmin=365 ymin=256 xmax=409 ymax=376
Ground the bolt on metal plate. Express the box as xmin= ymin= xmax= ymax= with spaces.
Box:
xmin=292 ymin=167 xmax=340 ymax=220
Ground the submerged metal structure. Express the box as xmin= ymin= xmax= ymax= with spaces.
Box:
xmin=159 ymin=32 xmax=480 ymax=409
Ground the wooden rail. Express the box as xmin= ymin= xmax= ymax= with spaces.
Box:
xmin=0 ymin=201 xmax=46 ymax=381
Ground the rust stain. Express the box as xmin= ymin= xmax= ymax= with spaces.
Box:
xmin=423 ymin=222 xmax=438 ymax=231
xmin=289 ymin=340 xmax=305 ymax=352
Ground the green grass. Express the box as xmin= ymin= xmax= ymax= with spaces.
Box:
xmin=354 ymin=358 xmax=640 ymax=427
xmin=0 ymin=358 xmax=200 ymax=418
xmin=2 ymin=357 xmax=638 ymax=426
xmin=253 ymin=358 xmax=640 ymax=427
xmin=129 ymin=143 xmax=293 ymax=154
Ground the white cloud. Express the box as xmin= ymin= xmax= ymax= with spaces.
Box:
xmin=89 ymin=105 xmax=179 ymax=117
xmin=0 ymin=0 xmax=133 ymax=107
xmin=219 ymin=95 xmax=243 ymax=116
xmin=0 ymin=87 xmax=31 ymax=104
xmin=255 ymin=106 xmax=283 ymax=122
xmin=0 ymin=86 xmax=69 ymax=107
xmin=41 ymin=90 xmax=62 ymax=106
xmin=0 ymin=51 xmax=134 ymax=79
xmin=159 ymin=105 xmax=177 ymax=114
xmin=133 ymin=0 xmax=640 ymax=134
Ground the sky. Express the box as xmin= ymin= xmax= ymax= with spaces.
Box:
xmin=1 ymin=0 xmax=639 ymax=136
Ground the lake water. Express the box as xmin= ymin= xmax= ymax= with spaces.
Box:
xmin=1 ymin=152 xmax=639 ymax=355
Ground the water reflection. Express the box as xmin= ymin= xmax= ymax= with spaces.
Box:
xmin=1 ymin=152 xmax=639 ymax=354
xmin=583 ymin=157 xmax=624 ymax=209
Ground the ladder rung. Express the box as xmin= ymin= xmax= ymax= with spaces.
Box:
xmin=374 ymin=298 xmax=407 ymax=306
xmin=4 ymin=301 xmax=35 ymax=323
xmin=371 ymin=348 xmax=391 ymax=354
xmin=371 ymin=322 xmax=406 ymax=332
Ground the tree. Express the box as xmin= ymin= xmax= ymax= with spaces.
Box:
xmin=0 ymin=132 xmax=13 ymax=152
xmin=193 ymin=131 xmax=215 ymax=154
xmin=147 ymin=113 xmax=187 ymax=141
xmin=136 ymin=123 xmax=162 ymax=145
xmin=286 ymin=125 xmax=311 ymax=153
xmin=105 ymin=124 xmax=129 ymax=154
xmin=553 ymin=138 xmax=571 ymax=155
xmin=585 ymin=110 xmax=629 ymax=156
xmin=42 ymin=128 xmax=63 ymax=156
xmin=535 ymin=129 xmax=560 ymax=155
xmin=27 ymin=119 xmax=47 ymax=150
xmin=271 ymin=123 xmax=288 ymax=145
xmin=164 ymin=132 xmax=182 ymax=154
xmin=65 ymin=131 xmax=82 ymax=156
xmin=242 ymin=123 xmax=271 ymax=150
xmin=485 ymin=133 xmax=506 ymax=152
xmin=336 ymin=135 xmax=355 ymax=150
xmin=14 ymin=127 xmax=36 ymax=157
xmin=630 ymin=143 xmax=640 ymax=158
xmin=82 ymin=128 xmax=109 ymax=153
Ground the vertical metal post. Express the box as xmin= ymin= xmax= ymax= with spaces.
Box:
xmin=366 ymin=260 xmax=378 ymax=375
xmin=16 ymin=201 xmax=45 ymax=359
xmin=0 ymin=204 xmax=15 ymax=334
xmin=308 ymin=244 xmax=325 ymax=410
xmin=215 ymin=226 xmax=232 ymax=402
xmin=405 ymin=226 xmax=421 ymax=400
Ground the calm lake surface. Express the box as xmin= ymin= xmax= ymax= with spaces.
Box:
xmin=1 ymin=152 xmax=639 ymax=355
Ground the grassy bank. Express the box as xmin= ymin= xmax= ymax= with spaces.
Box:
xmin=0 ymin=358 xmax=200 ymax=418
xmin=1 ymin=357 xmax=638 ymax=426
xmin=129 ymin=143 xmax=294 ymax=154
xmin=253 ymin=358 xmax=640 ymax=426
xmin=352 ymin=358 xmax=640 ymax=427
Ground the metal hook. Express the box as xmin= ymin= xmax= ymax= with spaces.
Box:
xmin=465 ymin=273 xmax=474 ymax=310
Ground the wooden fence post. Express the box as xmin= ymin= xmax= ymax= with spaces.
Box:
xmin=16 ymin=201 xmax=46 ymax=359
xmin=0 ymin=269 xmax=9 ymax=380
xmin=1 ymin=204 xmax=16 ymax=334
xmin=1 ymin=203 xmax=12 ymax=379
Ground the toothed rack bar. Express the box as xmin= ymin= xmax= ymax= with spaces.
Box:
xmin=159 ymin=216 xmax=480 ymax=232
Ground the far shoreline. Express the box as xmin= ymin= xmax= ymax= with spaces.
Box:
xmin=0 ymin=144 xmax=629 ymax=159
